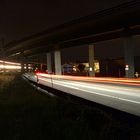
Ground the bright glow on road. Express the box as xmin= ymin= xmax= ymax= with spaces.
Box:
xmin=25 ymin=72 xmax=140 ymax=116
xmin=36 ymin=73 xmax=140 ymax=86
xmin=52 ymin=80 xmax=140 ymax=105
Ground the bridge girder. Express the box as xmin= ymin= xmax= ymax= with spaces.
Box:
xmin=4 ymin=0 xmax=140 ymax=59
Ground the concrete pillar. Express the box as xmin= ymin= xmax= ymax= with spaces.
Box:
xmin=47 ymin=52 xmax=52 ymax=74
xmin=124 ymin=36 xmax=135 ymax=78
xmin=25 ymin=56 xmax=29 ymax=72
xmin=26 ymin=63 xmax=29 ymax=72
xmin=54 ymin=50 xmax=62 ymax=75
xmin=20 ymin=52 xmax=25 ymax=73
xmin=89 ymin=44 xmax=95 ymax=76
xmin=40 ymin=64 xmax=43 ymax=71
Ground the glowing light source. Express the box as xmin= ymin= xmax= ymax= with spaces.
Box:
xmin=36 ymin=72 xmax=140 ymax=86
xmin=0 ymin=60 xmax=21 ymax=71
xmin=0 ymin=65 xmax=21 ymax=69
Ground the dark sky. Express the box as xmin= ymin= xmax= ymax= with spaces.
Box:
xmin=0 ymin=0 xmax=131 ymax=43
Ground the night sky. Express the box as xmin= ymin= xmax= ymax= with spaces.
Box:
xmin=0 ymin=0 xmax=139 ymax=62
xmin=0 ymin=0 xmax=131 ymax=43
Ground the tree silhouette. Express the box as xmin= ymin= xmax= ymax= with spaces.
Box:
xmin=77 ymin=64 xmax=85 ymax=72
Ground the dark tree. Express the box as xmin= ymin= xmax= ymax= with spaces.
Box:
xmin=77 ymin=64 xmax=85 ymax=72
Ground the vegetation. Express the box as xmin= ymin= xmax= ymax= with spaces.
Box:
xmin=77 ymin=63 xmax=85 ymax=72
xmin=0 ymin=73 xmax=140 ymax=140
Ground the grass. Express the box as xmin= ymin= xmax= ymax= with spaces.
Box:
xmin=0 ymin=73 xmax=140 ymax=140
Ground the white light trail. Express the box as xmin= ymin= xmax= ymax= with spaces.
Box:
xmin=52 ymin=80 xmax=140 ymax=105
xmin=26 ymin=73 xmax=140 ymax=116
xmin=0 ymin=65 xmax=21 ymax=69
xmin=0 ymin=60 xmax=21 ymax=70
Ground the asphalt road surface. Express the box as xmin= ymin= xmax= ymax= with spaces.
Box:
xmin=24 ymin=73 xmax=140 ymax=117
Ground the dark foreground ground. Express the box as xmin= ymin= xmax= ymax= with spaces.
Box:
xmin=0 ymin=74 xmax=140 ymax=140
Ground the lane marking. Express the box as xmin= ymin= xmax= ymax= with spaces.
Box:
xmin=53 ymin=81 xmax=140 ymax=105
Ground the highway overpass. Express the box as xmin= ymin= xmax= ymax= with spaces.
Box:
xmin=3 ymin=0 xmax=140 ymax=78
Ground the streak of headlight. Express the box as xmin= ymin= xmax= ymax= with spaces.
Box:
xmin=37 ymin=75 xmax=140 ymax=97
xmin=53 ymin=81 xmax=140 ymax=104
xmin=36 ymin=73 xmax=140 ymax=85
xmin=52 ymin=80 xmax=140 ymax=96
xmin=0 ymin=65 xmax=21 ymax=69
xmin=0 ymin=60 xmax=21 ymax=65
xmin=38 ymin=77 xmax=140 ymax=104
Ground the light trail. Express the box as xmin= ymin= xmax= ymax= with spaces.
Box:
xmin=37 ymin=76 xmax=140 ymax=101
xmin=0 ymin=60 xmax=21 ymax=70
xmin=24 ymin=72 xmax=140 ymax=116
xmin=36 ymin=73 xmax=140 ymax=86
xmin=0 ymin=60 xmax=21 ymax=65
xmin=0 ymin=65 xmax=21 ymax=69
xmin=52 ymin=80 xmax=140 ymax=105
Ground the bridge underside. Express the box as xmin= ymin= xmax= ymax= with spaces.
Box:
xmin=4 ymin=0 xmax=140 ymax=57
xmin=3 ymin=0 xmax=140 ymax=78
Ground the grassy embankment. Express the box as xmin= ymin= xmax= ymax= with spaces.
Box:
xmin=0 ymin=73 xmax=140 ymax=140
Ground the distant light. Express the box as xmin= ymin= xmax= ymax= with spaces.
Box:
xmin=89 ymin=67 xmax=92 ymax=71
xmin=11 ymin=52 xmax=21 ymax=57
xmin=125 ymin=64 xmax=129 ymax=70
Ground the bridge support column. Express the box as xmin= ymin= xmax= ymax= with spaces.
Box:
xmin=25 ymin=57 xmax=29 ymax=72
xmin=26 ymin=63 xmax=29 ymax=72
xmin=47 ymin=52 xmax=52 ymax=73
xmin=124 ymin=36 xmax=135 ymax=78
xmin=40 ymin=64 xmax=43 ymax=72
xmin=47 ymin=52 xmax=52 ymax=74
xmin=54 ymin=50 xmax=62 ymax=75
xmin=20 ymin=52 xmax=25 ymax=73
xmin=21 ymin=63 xmax=24 ymax=73
xmin=89 ymin=44 xmax=95 ymax=77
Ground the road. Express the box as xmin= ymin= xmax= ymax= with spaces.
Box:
xmin=24 ymin=72 xmax=140 ymax=117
